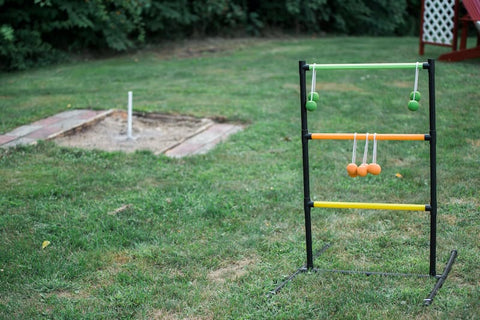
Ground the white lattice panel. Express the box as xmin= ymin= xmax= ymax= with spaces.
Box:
xmin=422 ymin=0 xmax=456 ymax=45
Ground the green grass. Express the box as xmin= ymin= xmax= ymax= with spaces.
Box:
xmin=1 ymin=36 xmax=479 ymax=319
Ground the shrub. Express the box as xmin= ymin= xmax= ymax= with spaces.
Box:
xmin=0 ymin=0 xmax=421 ymax=71
xmin=0 ymin=0 xmax=148 ymax=70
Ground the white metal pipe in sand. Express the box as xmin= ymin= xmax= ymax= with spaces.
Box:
xmin=127 ymin=91 xmax=133 ymax=139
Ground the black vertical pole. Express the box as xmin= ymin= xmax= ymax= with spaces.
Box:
xmin=299 ymin=61 xmax=314 ymax=270
xmin=427 ymin=59 xmax=437 ymax=276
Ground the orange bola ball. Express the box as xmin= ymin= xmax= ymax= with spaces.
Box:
xmin=357 ymin=164 xmax=368 ymax=177
xmin=346 ymin=163 xmax=358 ymax=177
xmin=367 ymin=163 xmax=382 ymax=175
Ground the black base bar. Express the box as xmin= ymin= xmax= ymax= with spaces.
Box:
xmin=311 ymin=269 xmax=430 ymax=278
xmin=267 ymin=244 xmax=331 ymax=297
xmin=424 ymin=249 xmax=458 ymax=306
xmin=269 ymin=245 xmax=457 ymax=305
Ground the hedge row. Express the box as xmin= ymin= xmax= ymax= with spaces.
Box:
xmin=0 ymin=0 xmax=420 ymax=71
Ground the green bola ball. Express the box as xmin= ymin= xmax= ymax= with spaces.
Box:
xmin=408 ymin=100 xmax=419 ymax=111
xmin=306 ymin=100 xmax=317 ymax=111
xmin=410 ymin=91 xmax=421 ymax=101
xmin=308 ymin=91 xmax=319 ymax=102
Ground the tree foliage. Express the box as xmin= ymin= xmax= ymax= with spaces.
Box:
xmin=0 ymin=0 xmax=420 ymax=71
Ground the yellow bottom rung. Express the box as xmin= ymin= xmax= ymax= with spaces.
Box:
xmin=312 ymin=201 xmax=429 ymax=211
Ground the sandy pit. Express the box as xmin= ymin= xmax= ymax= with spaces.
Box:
xmin=54 ymin=111 xmax=215 ymax=155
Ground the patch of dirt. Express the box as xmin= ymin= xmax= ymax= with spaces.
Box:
xmin=151 ymin=309 xmax=213 ymax=320
xmin=207 ymin=258 xmax=254 ymax=284
xmin=144 ymin=37 xmax=265 ymax=60
xmin=442 ymin=214 xmax=458 ymax=225
xmin=54 ymin=111 xmax=213 ymax=154
xmin=151 ymin=309 xmax=178 ymax=320
xmin=467 ymin=138 xmax=480 ymax=147
xmin=112 ymin=251 xmax=132 ymax=264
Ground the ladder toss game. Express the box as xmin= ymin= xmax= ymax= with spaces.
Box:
xmin=269 ymin=60 xmax=458 ymax=306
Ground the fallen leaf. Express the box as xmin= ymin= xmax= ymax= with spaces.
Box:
xmin=42 ymin=240 xmax=51 ymax=249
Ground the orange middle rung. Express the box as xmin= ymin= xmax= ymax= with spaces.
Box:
xmin=310 ymin=133 xmax=428 ymax=141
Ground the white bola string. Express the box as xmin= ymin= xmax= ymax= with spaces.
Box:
xmin=310 ymin=67 xmax=317 ymax=101
xmin=413 ymin=62 xmax=419 ymax=95
xmin=372 ymin=133 xmax=377 ymax=164
xmin=362 ymin=133 xmax=369 ymax=165
xmin=351 ymin=132 xmax=357 ymax=164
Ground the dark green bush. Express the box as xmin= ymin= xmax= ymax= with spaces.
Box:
xmin=142 ymin=1 xmax=197 ymax=39
xmin=326 ymin=0 xmax=410 ymax=35
xmin=0 ymin=0 xmax=148 ymax=70
xmin=0 ymin=0 xmax=420 ymax=71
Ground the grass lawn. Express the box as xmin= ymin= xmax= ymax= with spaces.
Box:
xmin=1 ymin=37 xmax=479 ymax=319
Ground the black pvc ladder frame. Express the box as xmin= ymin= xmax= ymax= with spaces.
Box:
xmin=269 ymin=60 xmax=457 ymax=306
